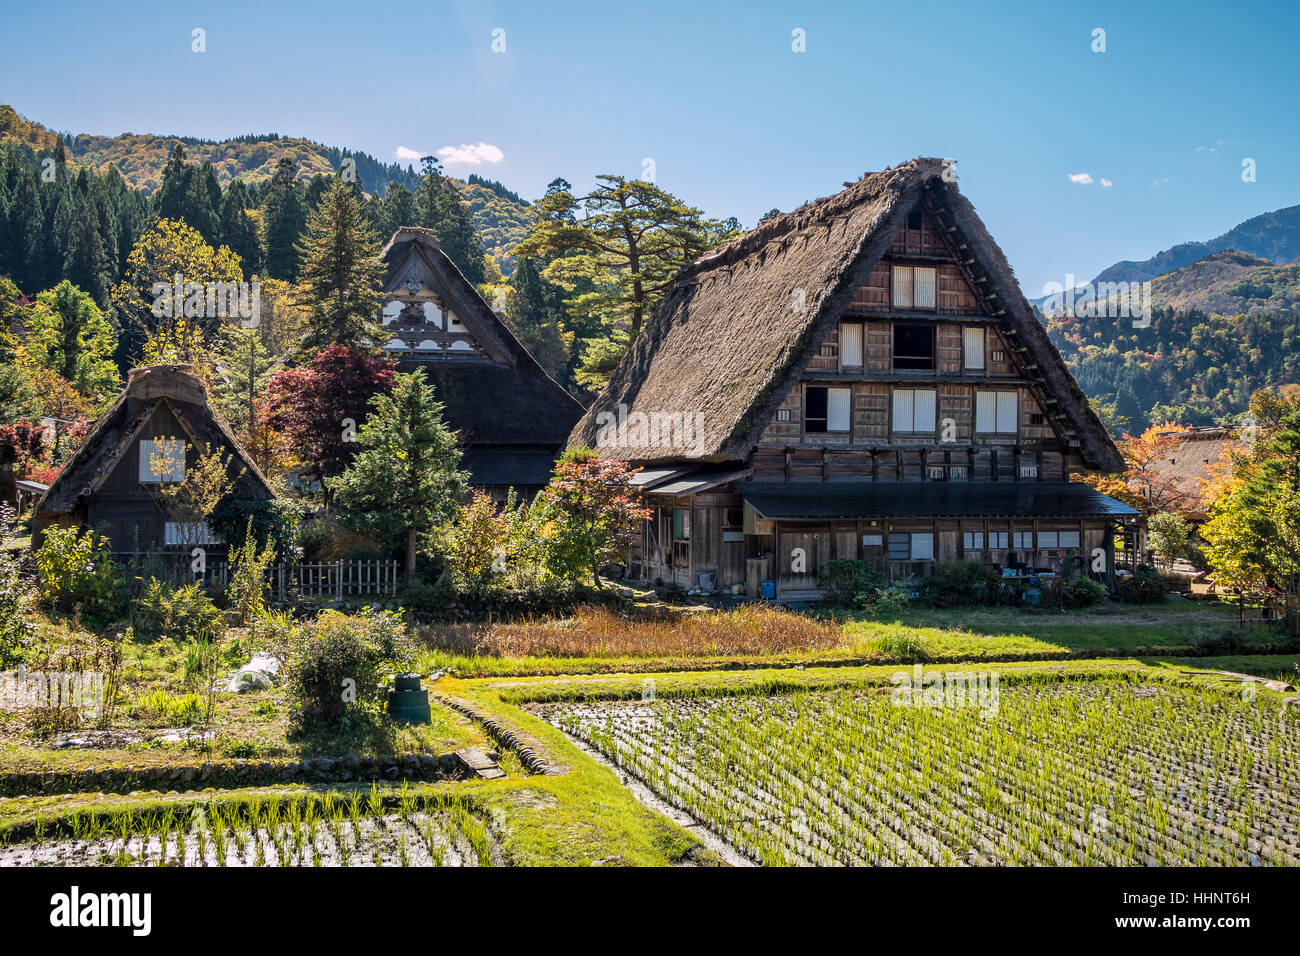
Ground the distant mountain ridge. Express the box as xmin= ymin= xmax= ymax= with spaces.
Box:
xmin=0 ymin=104 xmax=535 ymax=268
xmin=1092 ymin=204 xmax=1300 ymax=286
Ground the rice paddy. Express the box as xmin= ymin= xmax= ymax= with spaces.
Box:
xmin=542 ymin=679 xmax=1300 ymax=866
xmin=0 ymin=786 xmax=497 ymax=867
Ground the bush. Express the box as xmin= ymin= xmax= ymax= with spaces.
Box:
xmin=133 ymin=578 xmax=223 ymax=641
xmin=1116 ymin=565 xmax=1167 ymax=604
xmin=818 ymin=559 xmax=883 ymax=608
xmin=280 ymin=608 xmax=415 ymax=724
xmin=35 ymin=526 xmax=126 ymax=624
xmin=868 ymin=630 xmax=932 ymax=662
xmin=920 ymin=560 xmax=1001 ymax=608
xmin=1053 ymin=576 xmax=1108 ymax=609
xmin=0 ymin=505 xmax=36 ymax=664
xmin=857 ymin=586 xmax=911 ymax=616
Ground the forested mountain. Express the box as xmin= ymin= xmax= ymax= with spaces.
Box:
xmin=0 ymin=105 xmax=534 ymax=271
xmin=1045 ymin=250 xmax=1300 ymax=431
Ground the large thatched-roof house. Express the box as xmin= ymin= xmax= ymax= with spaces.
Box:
xmin=570 ymin=158 xmax=1138 ymax=597
xmin=32 ymin=365 xmax=274 ymax=552
xmin=1137 ymin=425 xmax=1241 ymax=522
xmin=378 ymin=227 xmax=583 ymax=497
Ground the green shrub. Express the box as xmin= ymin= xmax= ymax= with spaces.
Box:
xmin=279 ymin=608 xmax=415 ymax=724
xmin=868 ymin=630 xmax=932 ymax=662
xmin=1041 ymin=575 xmax=1107 ymax=609
xmin=134 ymin=578 xmax=223 ymax=641
xmin=818 ymin=559 xmax=884 ymax=608
xmin=857 ymin=586 xmax=911 ymax=616
xmin=35 ymin=526 xmax=126 ymax=624
xmin=134 ymin=688 xmax=205 ymax=724
xmin=1116 ymin=565 xmax=1167 ymax=604
xmin=0 ymin=504 xmax=35 ymax=664
xmin=920 ymin=560 xmax=1001 ymax=608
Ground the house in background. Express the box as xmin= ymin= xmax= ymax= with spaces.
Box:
xmin=377 ymin=226 xmax=583 ymax=499
xmin=1136 ymin=425 xmax=1241 ymax=524
xmin=570 ymin=158 xmax=1139 ymax=598
xmin=32 ymin=364 xmax=274 ymax=553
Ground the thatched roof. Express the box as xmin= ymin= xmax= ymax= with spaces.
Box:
xmin=1141 ymin=426 xmax=1240 ymax=518
xmin=569 ymin=158 xmax=1124 ymax=472
xmin=35 ymin=365 xmax=274 ymax=518
xmin=380 ymin=227 xmax=583 ymax=449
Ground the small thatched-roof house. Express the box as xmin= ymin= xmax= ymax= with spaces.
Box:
xmin=570 ymin=158 xmax=1137 ymax=597
xmin=377 ymin=227 xmax=583 ymax=496
xmin=33 ymin=365 xmax=274 ymax=552
xmin=1138 ymin=425 xmax=1241 ymax=522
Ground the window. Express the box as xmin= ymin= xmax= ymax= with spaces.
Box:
xmin=806 ymin=386 xmax=851 ymax=432
xmin=975 ymin=390 xmax=1018 ymax=434
xmin=1039 ymin=531 xmax=1059 ymax=549
xmin=963 ymin=327 xmax=985 ymax=370
xmin=672 ymin=507 xmax=691 ymax=541
xmin=927 ymin=465 xmax=947 ymax=480
xmin=887 ymin=534 xmax=911 ymax=560
xmin=907 ymin=207 xmax=923 ymax=231
xmin=1013 ymin=531 xmax=1034 ymax=550
xmin=949 ymin=465 xmax=969 ymax=480
xmin=989 ymin=531 xmax=1010 ymax=550
xmin=139 ymin=438 xmax=185 ymax=484
xmin=910 ymin=533 xmax=934 ymax=561
xmin=1059 ymin=531 xmax=1081 ymax=548
xmin=1029 ymin=412 xmax=1045 ymax=426
xmin=862 ymin=533 xmax=883 ymax=547
xmin=723 ymin=508 xmax=744 ymax=529
xmin=892 ymin=388 xmax=936 ymax=433
xmin=1019 ymin=464 xmax=1039 ymax=479
xmin=891 ymin=265 xmax=936 ymax=309
xmin=777 ymin=408 xmax=791 ymax=422
xmin=963 ymin=531 xmax=984 ymax=550
xmin=164 ymin=522 xmax=218 ymax=547
xmin=991 ymin=349 xmax=1006 ymax=362
xmin=840 ymin=322 xmax=863 ymax=367
xmin=893 ymin=324 xmax=935 ymax=370
xmin=819 ymin=344 xmax=837 ymax=358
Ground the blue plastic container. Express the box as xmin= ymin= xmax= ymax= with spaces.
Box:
xmin=760 ymin=580 xmax=776 ymax=600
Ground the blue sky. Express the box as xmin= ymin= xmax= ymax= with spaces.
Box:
xmin=2 ymin=0 xmax=1297 ymax=292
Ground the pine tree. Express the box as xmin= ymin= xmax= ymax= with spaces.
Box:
xmin=220 ymin=180 xmax=263 ymax=276
xmin=260 ymin=157 xmax=305 ymax=281
xmin=62 ymin=198 xmax=112 ymax=307
xmin=416 ymin=156 xmax=485 ymax=283
xmin=295 ymin=180 xmax=386 ymax=352
xmin=330 ymin=368 xmax=468 ymax=578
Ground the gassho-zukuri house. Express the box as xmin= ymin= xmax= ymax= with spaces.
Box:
xmin=377 ymin=226 xmax=582 ymax=498
xmin=569 ymin=158 xmax=1139 ymax=599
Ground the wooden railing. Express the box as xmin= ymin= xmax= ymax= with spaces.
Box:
xmin=113 ymin=554 xmax=401 ymax=601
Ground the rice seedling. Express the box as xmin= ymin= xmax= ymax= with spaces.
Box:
xmin=547 ymin=679 xmax=1300 ymax=867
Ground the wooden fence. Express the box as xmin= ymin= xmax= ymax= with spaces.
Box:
xmin=114 ymin=553 xmax=401 ymax=601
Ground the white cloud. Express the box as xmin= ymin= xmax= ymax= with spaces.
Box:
xmin=436 ymin=142 xmax=505 ymax=166
xmin=394 ymin=146 xmax=424 ymax=161
xmin=1100 ymin=178 xmax=1113 ymax=188
xmin=1152 ymin=177 xmax=1171 ymax=186
xmin=1068 ymin=172 xmax=1094 ymax=184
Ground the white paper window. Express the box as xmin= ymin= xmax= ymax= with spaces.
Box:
xmin=892 ymin=389 xmax=936 ymax=433
xmin=165 ymin=522 xmax=217 ymax=546
xmin=1059 ymin=531 xmax=1081 ymax=548
xmin=862 ymin=534 xmax=883 ymax=547
xmin=963 ymin=327 xmax=985 ymax=370
xmin=139 ymin=438 xmax=185 ymax=484
xmin=963 ymin=532 xmax=984 ymax=550
xmin=989 ymin=532 xmax=1010 ymax=550
xmin=827 ymin=387 xmax=851 ymax=431
xmin=910 ymin=533 xmax=935 ymax=561
xmin=1013 ymin=531 xmax=1034 ymax=550
xmin=840 ymin=323 xmax=863 ymax=367
xmin=1020 ymin=464 xmax=1039 ymax=478
xmin=976 ymin=391 xmax=1018 ymax=433
xmin=913 ymin=267 xmax=936 ymax=309
xmin=1039 ymin=531 xmax=1059 ymax=548
xmin=997 ymin=391 xmax=1019 ymax=432
xmin=892 ymin=265 xmax=913 ymax=308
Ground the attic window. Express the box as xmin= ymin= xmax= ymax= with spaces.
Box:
xmin=139 ymin=438 xmax=185 ymax=484
xmin=891 ymin=266 xmax=936 ymax=309
xmin=893 ymin=324 xmax=935 ymax=370
xmin=907 ymin=208 xmax=923 ymax=231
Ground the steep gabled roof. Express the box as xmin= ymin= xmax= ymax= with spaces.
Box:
xmin=35 ymin=365 xmax=274 ymax=518
xmin=380 ymin=227 xmax=583 ymax=448
xmin=569 ymin=158 xmax=1124 ymax=472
